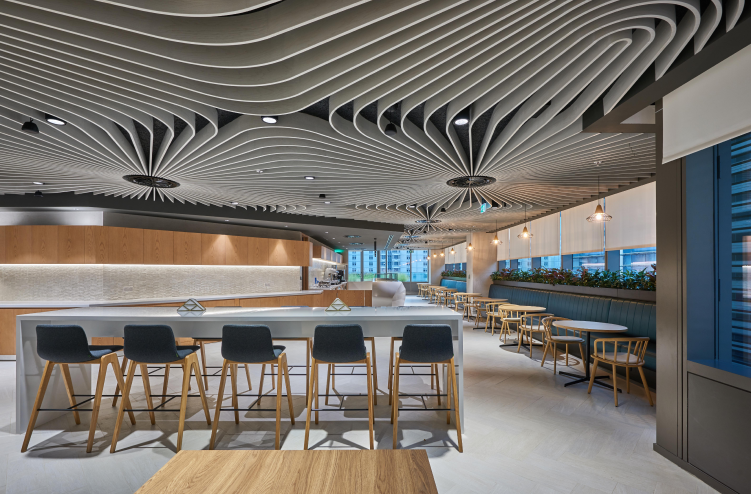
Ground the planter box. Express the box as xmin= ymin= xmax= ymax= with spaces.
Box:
xmin=442 ymin=277 xmax=467 ymax=281
xmin=491 ymin=280 xmax=656 ymax=302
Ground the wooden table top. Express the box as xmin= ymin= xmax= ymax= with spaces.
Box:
xmin=136 ymin=450 xmax=438 ymax=494
xmin=501 ymin=305 xmax=547 ymax=312
xmin=553 ymin=320 xmax=628 ymax=333
xmin=471 ymin=297 xmax=506 ymax=302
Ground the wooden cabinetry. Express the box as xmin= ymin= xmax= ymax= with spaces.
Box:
xmin=173 ymin=231 xmax=201 ymax=265
xmin=312 ymin=244 xmax=342 ymax=264
xmin=0 ymin=225 xmax=311 ymax=267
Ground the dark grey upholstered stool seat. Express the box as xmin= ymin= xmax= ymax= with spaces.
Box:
xmin=391 ymin=324 xmax=462 ymax=452
xmin=304 ymin=324 xmax=374 ymax=450
xmin=111 ymin=325 xmax=211 ymax=453
xmin=185 ymin=337 xmax=255 ymax=394
xmin=22 ymin=325 xmax=134 ymax=454
xmin=210 ymin=325 xmax=295 ymax=450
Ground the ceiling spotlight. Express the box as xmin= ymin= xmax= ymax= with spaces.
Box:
xmin=324 ymin=201 xmax=331 ymax=204
xmin=34 ymin=190 xmax=43 ymax=198
xmin=32 ymin=181 xmax=44 ymax=185
xmin=305 ymin=176 xmax=315 ymax=180
xmin=325 ymin=232 xmax=328 ymax=234
xmin=262 ymin=116 xmax=278 ymax=124
xmin=384 ymin=122 xmax=398 ymax=136
xmin=453 ymin=108 xmax=470 ymax=126
xmin=408 ymin=205 xmax=416 ymax=208
xmin=22 ymin=119 xmax=39 ymax=134
xmin=45 ymin=114 xmax=66 ymax=126
xmin=225 ymin=219 xmax=229 ymax=222
xmin=256 ymin=169 xmax=264 ymax=173
xmin=230 ymin=201 xmax=239 ymax=205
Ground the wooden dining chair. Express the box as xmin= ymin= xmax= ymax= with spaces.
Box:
xmin=540 ymin=317 xmax=584 ymax=373
xmin=483 ymin=302 xmax=506 ymax=334
xmin=499 ymin=307 xmax=523 ymax=343
xmin=518 ymin=313 xmax=554 ymax=357
xmin=453 ymin=294 xmax=468 ymax=316
xmin=588 ymin=337 xmax=653 ymax=407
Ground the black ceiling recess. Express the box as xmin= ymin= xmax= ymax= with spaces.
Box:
xmin=123 ymin=175 xmax=180 ymax=188
xmin=446 ymin=176 xmax=497 ymax=188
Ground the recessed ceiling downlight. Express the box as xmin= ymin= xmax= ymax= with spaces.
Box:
xmin=123 ymin=175 xmax=180 ymax=188
xmin=45 ymin=114 xmax=66 ymax=126
xmin=32 ymin=181 xmax=44 ymax=185
xmin=446 ymin=176 xmax=496 ymax=188
xmin=262 ymin=116 xmax=278 ymax=124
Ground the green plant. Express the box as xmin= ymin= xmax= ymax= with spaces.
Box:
xmin=490 ymin=265 xmax=656 ymax=291
xmin=442 ymin=270 xmax=466 ymax=278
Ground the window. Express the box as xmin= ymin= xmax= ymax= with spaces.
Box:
xmin=410 ymin=250 xmax=429 ymax=282
xmin=498 ymin=260 xmax=509 ymax=270
xmin=353 ymin=250 xmax=428 ymax=282
xmin=517 ymin=258 xmax=532 ymax=270
xmin=348 ymin=250 xmax=362 ymax=281
xmin=621 ymin=247 xmax=655 ymax=272
xmin=541 ymin=255 xmax=561 ymax=269
xmin=573 ymin=251 xmax=604 ymax=270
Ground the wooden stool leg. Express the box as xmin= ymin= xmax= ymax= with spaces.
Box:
xmin=60 ymin=363 xmax=81 ymax=425
xmin=210 ymin=360 xmax=229 ymax=449
xmin=87 ymin=356 xmax=109 ymax=453
xmin=626 ymin=367 xmax=631 ymax=394
xmin=446 ymin=364 xmax=451 ymax=424
xmin=325 ymin=364 xmax=332 ymax=406
xmin=161 ymin=364 xmax=171 ymax=405
xmin=176 ymin=359 xmax=191 ymax=452
xmin=259 ymin=364 xmax=266 ymax=402
xmin=391 ymin=355 xmax=400 ymax=446
xmin=315 ymin=361 xmax=320 ymax=425
xmin=244 ymin=364 xmax=252 ymax=391
xmin=430 ymin=363 xmax=435 ymax=390
xmin=369 ymin=338 xmax=378 ymax=405
xmin=612 ymin=364 xmax=619 ymax=407
xmin=112 ymin=355 xmax=128 ymax=407
xmin=305 ymin=339 xmax=311 ymax=403
xmin=21 ymin=361 xmax=55 ymax=453
xmin=365 ymin=353 xmax=374 ymax=450
xmin=110 ymin=356 xmax=136 ymax=425
xmin=275 ymin=356 xmax=283 ymax=450
xmin=566 ymin=344 xmax=569 ymax=366
xmin=638 ymin=366 xmax=654 ymax=406
xmin=304 ymin=360 xmax=317 ymax=450
xmin=449 ymin=357 xmax=463 ymax=453
xmin=282 ymin=355 xmax=295 ymax=424
xmin=140 ymin=364 xmax=156 ymax=425
xmin=230 ymin=364 xmax=239 ymax=424
xmin=192 ymin=356 xmax=211 ymax=425
xmin=199 ymin=341 xmax=209 ymax=391
xmin=110 ymin=361 xmax=136 ymax=453
xmin=271 ymin=364 xmax=276 ymax=390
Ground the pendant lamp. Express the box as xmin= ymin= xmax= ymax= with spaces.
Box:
xmin=492 ymin=219 xmax=501 ymax=245
xmin=587 ymin=176 xmax=612 ymax=222
xmin=517 ymin=205 xmax=533 ymax=239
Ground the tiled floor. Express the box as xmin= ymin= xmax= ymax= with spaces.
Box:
xmin=4 ymin=296 xmax=715 ymax=493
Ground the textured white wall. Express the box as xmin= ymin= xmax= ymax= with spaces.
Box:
xmin=0 ymin=265 xmax=301 ymax=301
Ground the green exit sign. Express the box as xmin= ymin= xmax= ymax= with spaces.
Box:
xmin=334 ymin=249 xmax=344 ymax=253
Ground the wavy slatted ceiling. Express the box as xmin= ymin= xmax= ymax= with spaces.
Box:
xmin=0 ymin=0 xmax=741 ymax=247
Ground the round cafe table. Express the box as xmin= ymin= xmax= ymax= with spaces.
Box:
xmin=552 ymin=320 xmax=627 ymax=390
xmin=498 ymin=306 xmax=547 ymax=348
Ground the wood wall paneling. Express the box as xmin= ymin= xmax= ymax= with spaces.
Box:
xmin=0 ymin=308 xmax=67 ymax=355
xmin=312 ymin=245 xmax=322 ymax=259
xmin=84 ymin=226 xmax=108 ymax=263
xmin=144 ymin=229 xmax=174 ymax=265
xmin=173 ymin=231 xmax=202 ymax=265
xmin=268 ymin=239 xmax=288 ymax=266
xmin=201 ymin=234 xmax=226 ymax=265
xmin=58 ymin=226 xmax=85 ymax=264
xmin=31 ymin=225 xmax=58 ymax=263
xmin=247 ymin=237 xmax=269 ymax=265
xmin=108 ymin=227 xmax=144 ymax=264
xmin=5 ymin=226 xmax=32 ymax=263
xmin=226 ymin=235 xmax=248 ymax=265
xmin=0 ymin=226 xmax=5 ymax=263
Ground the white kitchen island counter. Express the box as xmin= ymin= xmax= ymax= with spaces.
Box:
xmin=15 ymin=306 xmax=463 ymax=434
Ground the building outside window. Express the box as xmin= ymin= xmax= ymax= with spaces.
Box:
xmin=348 ymin=250 xmax=362 ymax=281
xmin=410 ymin=250 xmax=429 ymax=282
xmin=518 ymin=258 xmax=532 ymax=270
xmin=573 ymin=251 xmax=604 ymax=270
xmin=541 ymin=255 xmax=561 ymax=269
xmin=621 ymin=247 xmax=656 ymax=272
xmin=352 ymin=250 xmax=428 ymax=282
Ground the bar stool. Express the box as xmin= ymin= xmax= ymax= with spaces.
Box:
xmin=304 ymin=324 xmax=374 ymax=450
xmin=325 ymin=336 xmax=378 ymax=406
xmin=191 ymin=337 xmax=253 ymax=392
xmin=391 ymin=324 xmax=462 ymax=452
xmin=111 ymin=325 xmax=211 ymax=453
xmin=22 ymin=325 xmax=135 ymax=453
xmin=209 ymin=325 xmax=294 ymax=450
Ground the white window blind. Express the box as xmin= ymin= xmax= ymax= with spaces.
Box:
xmin=604 ymin=182 xmax=656 ymax=250
xmin=664 ymin=44 xmax=751 ymax=162
xmin=510 ymin=225 xmax=531 ymax=259
xmin=496 ymin=229 xmax=510 ymax=261
xmin=531 ymin=213 xmax=560 ymax=257
xmin=561 ymin=201 xmax=604 ymax=255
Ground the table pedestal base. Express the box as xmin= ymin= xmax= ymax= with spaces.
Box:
xmin=559 ymin=371 xmax=622 ymax=392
